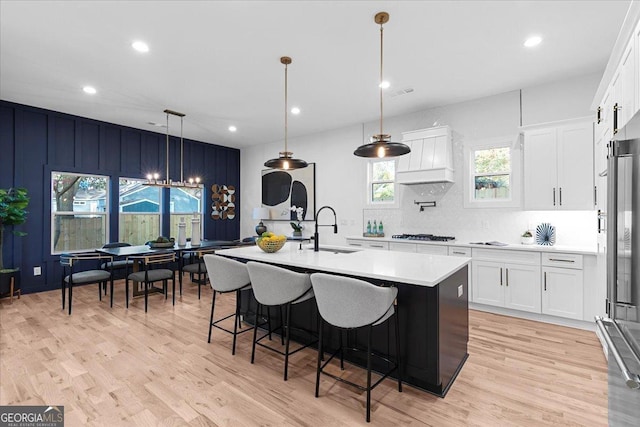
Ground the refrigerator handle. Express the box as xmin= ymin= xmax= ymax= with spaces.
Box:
xmin=595 ymin=317 xmax=640 ymax=389
xmin=607 ymin=140 xmax=618 ymax=319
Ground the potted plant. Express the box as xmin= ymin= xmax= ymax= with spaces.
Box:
xmin=0 ymin=187 xmax=29 ymax=301
xmin=521 ymin=230 xmax=534 ymax=245
xmin=290 ymin=205 xmax=304 ymax=237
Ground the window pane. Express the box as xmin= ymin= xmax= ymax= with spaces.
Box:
xmin=474 ymin=147 xmax=510 ymax=174
xmin=169 ymin=187 xmax=203 ymax=240
xmin=372 ymin=161 xmax=395 ymax=181
xmin=119 ymin=178 xmax=161 ymax=245
xmin=52 ymin=172 xmax=108 ymax=253
xmin=372 ymin=183 xmax=394 ymax=202
xmin=52 ymin=214 xmax=107 ymax=252
xmin=474 ymin=174 xmax=510 ymax=200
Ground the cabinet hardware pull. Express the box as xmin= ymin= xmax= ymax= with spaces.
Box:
xmin=548 ymin=258 xmax=575 ymax=263
xmin=596 ymin=106 xmax=602 ymax=124
xmin=506 ymin=268 xmax=509 ymax=286
xmin=500 ymin=268 xmax=503 ymax=286
xmin=594 ymin=186 xmax=597 ymax=206
xmin=371 ymin=245 xmax=384 ymax=248
xmin=613 ymin=103 xmax=619 ymax=135
xmin=553 ymin=188 xmax=556 ymax=206
xmin=452 ymin=251 xmax=465 ymax=255
xmin=559 ymin=187 xmax=562 ymax=206
xmin=350 ymin=243 xmax=362 ymax=246
xmin=544 ymin=271 xmax=547 ymax=291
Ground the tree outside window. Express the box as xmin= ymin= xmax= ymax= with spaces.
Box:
xmin=370 ymin=160 xmax=395 ymax=203
xmin=473 ymin=147 xmax=511 ymax=200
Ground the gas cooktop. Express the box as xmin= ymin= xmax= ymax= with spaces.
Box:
xmin=391 ymin=234 xmax=455 ymax=242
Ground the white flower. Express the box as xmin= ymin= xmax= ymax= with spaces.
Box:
xmin=290 ymin=205 xmax=304 ymax=222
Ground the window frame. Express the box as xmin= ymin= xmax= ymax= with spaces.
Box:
xmin=51 ymin=171 xmax=110 ymax=254
xmin=118 ymin=177 xmax=162 ymax=245
xmin=367 ymin=158 xmax=400 ymax=208
xmin=463 ymin=135 xmax=522 ymax=209
xmin=169 ymin=186 xmax=205 ymax=240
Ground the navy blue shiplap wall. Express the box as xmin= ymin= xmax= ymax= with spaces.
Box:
xmin=0 ymin=100 xmax=241 ymax=294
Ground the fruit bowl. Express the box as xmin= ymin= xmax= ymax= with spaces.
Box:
xmin=257 ymin=237 xmax=286 ymax=253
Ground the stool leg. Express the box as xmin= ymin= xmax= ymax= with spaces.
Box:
xmin=208 ymin=291 xmax=217 ymax=343
xmin=61 ymin=277 xmax=65 ymax=311
xmin=98 ymin=281 xmax=102 ymax=301
xmin=68 ymin=281 xmax=73 ymax=315
xmin=172 ymin=274 xmax=176 ymax=306
xmin=232 ymin=289 xmax=240 ymax=355
xmin=251 ymin=303 xmax=261 ymax=364
xmin=395 ymin=304 xmax=402 ymax=392
xmin=125 ymin=279 xmax=129 ymax=309
xmin=340 ymin=330 xmax=345 ymax=370
xmin=267 ymin=306 xmax=272 ymax=341
xmin=110 ymin=279 xmax=114 ymax=308
xmin=366 ymin=325 xmax=372 ymax=422
xmin=144 ymin=281 xmax=148 ymax=313
xmin=279 ymin=305 xmax=285 ymax=345
xmin=315 ymin=318 xmax=323 ymax=398
xmin=284 ymin=302 xmax=291 ymax=381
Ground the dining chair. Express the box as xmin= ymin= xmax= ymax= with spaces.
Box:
xmin=125 ymin=251 xmax=177 ymax=312
xmin=60 ymin=252 xmax=114 ymax=315
xmin=181 ymin=247 xmax=217 ymax=299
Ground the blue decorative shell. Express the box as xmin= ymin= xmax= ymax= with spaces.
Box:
xmin=536 ymin=223 xmax=556 ymax=246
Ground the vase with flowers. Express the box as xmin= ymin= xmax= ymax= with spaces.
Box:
xmin=290 ymin=205 xmax=304 ymax=237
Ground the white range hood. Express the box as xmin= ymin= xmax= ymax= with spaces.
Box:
xmin=396 ymin=126 xmax=454 ymax=184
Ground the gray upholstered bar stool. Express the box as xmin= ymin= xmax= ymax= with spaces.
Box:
xmin=246 ymin=261 xmax=316 ymax=381
xmin=203 ymin=254 xmax=254 ymax=355
xmin=310 ymin=272 xmax=402 ymax=423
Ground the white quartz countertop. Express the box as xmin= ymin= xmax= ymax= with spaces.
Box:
xmin=215 ymin=243 xmax=470 ymax=287
xmin=346 ymin=236 xmax=596 ymax=255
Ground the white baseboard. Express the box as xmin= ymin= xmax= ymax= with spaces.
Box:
xmin=469 ymin=302 xmax=596 ymax=331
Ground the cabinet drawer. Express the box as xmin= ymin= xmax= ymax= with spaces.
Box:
xmin=389 ymin=242 xmax=417 ymax=253
xmin=448 ymin=246 xmax=471 ymax=257
xmin=416 ymin=245 xmax=448 ymax=256
xmin=542 ymin=253 xmax=583 ymax=269
xmin=472 ymin=248 xmax=540 ymax=265
xmin=364 ymin=241 xmax=389 ymax=250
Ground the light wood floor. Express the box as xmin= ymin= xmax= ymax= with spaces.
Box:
xmin=0 ymin=279 xmax=607 ymax=426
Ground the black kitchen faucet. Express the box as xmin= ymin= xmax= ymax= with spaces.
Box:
xmin=314 ymin=206 xmax=338 ymax=252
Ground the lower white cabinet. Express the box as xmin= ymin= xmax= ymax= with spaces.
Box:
xmin=346 ymin=239 xmax=389 ymax=251
xmin=541 ymin=253 xmax=584 ymax=320
xmin=416 ymin=245 xmax=448 ymax=256
xmin=472 ymin=260 xmax=541 ymax=313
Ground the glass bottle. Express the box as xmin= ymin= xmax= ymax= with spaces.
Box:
xmin=366 ymin=220 xmax=371 ymax=234
xmin=379 ymin=221 xmax=383 ymax=236
xmin=372 ymin=220 xmax=378 ymax=236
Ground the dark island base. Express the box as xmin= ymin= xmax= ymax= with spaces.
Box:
xmin=239 ymin=265 xmax=469 ymax=397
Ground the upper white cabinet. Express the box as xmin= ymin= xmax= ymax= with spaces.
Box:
xmin=396 ymin=126 xmax=454 ymax=184
xmin=523 ymin=119 xmax=595 ymax=210
xmin=593 ymin=4 xmax=640 ymax=136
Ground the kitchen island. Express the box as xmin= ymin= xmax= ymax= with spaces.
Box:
xmin=215 ymin=243 xmax=470 ymax=396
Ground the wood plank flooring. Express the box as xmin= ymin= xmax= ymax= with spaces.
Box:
xmin=0 ymin=279 xmax=607 ymax=426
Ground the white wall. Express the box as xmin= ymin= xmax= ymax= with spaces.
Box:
xmin=240 ymin=72 xmax=601 ymax=248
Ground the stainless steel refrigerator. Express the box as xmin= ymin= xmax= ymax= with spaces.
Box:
xmin=596 ymin=111 xmax=640 ymax=426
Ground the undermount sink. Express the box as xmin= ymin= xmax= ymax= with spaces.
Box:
xmin=316 ymin=247 xmax=357 ymax=254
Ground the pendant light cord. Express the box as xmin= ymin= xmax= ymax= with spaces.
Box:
xmin=180 ymin=115 xmax=184 ymax=183
xmin=284 ymin=61 xmax=288 ymax=154
xmin=379 ymin=21 xmax=384 ymax=138
xmin=165 ymin=112 xmax=170 ymax=183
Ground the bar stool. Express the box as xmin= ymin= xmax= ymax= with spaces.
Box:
xmin=310 ymin=272 xmax=402 ymax=423
xmin=203 ymin=254 xmax=255 ymax=355
xmin=246 ymin=261 xmax=316 ymax=381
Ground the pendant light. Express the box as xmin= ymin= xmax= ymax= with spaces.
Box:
xmin=264 ymin=56 xmax=308 ymax=170
xmin=354 ymin=12 xmax=410 ymax=159
xmin=145 ymin=109 xmax=202 ymax=188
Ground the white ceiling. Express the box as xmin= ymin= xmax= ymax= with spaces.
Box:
xmin=0 ymin=1 xmax=632 ymax=149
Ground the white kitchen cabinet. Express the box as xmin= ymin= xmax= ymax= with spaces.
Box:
xmin=345 ymin=239 xmax=389 ymax=251
xmin=541 ymin=253 xmax=584 ymax=320
xmin=416 ymin=245 xmax=448 ymax=256
xmin=389 ymin=242 xmax=417 ymax=253
xmin=523 ymin=120 xmax=594 ymax=210
xmin=448 ymin=246 xmax=471 ymax=257
xmin=618 ymin=38 xmax=636 ymax=131
xmin=471 ymin=249 xmax=541 ymax=314
xmin=396 ymin=126 xmax=454 ymax=183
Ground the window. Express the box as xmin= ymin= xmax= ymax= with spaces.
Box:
xmin=119 ymin=178 xmax=161 ymax=245
xmin=369 ymin=160 xmax=397 ymax=205
xmin=463 ymin=136 xmax=521 ymax=208
xmin=169 ymin=187 xmax=203 ymax=239
xmin=51 ymin=172 xmax=109 ymax=253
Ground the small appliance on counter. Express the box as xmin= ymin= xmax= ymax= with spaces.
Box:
xmin=391 ymin=234 xmax=455 ymax=242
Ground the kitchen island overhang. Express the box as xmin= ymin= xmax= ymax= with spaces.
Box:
xmin=215 ymin=243 xmax=470 ymax=396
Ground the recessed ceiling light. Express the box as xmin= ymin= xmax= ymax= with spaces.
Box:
xmin=82 ymin=86 xmax=97 ymax=95
xmin=132 ymin=40 xmax=149 ymax=53
xmin=524 ymin=36 xmax=542 ymax=48
xmin=379 ymin=80 xmax=390 ymax=89
xmin=290 ymin=107 xmax=301 ymax=115
xmin=228 ymin=126 xmax=237 ymax=132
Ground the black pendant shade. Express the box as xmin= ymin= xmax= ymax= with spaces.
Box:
xmin=354 ymin=135 xmax=410 ymax=158
xmin=264 ymin=151 xmax=308 ymax=169
xmin=355 ymin=12 xmax=410 ymax=160
xmin=264 ymin=56 xmax=308 ymax=170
